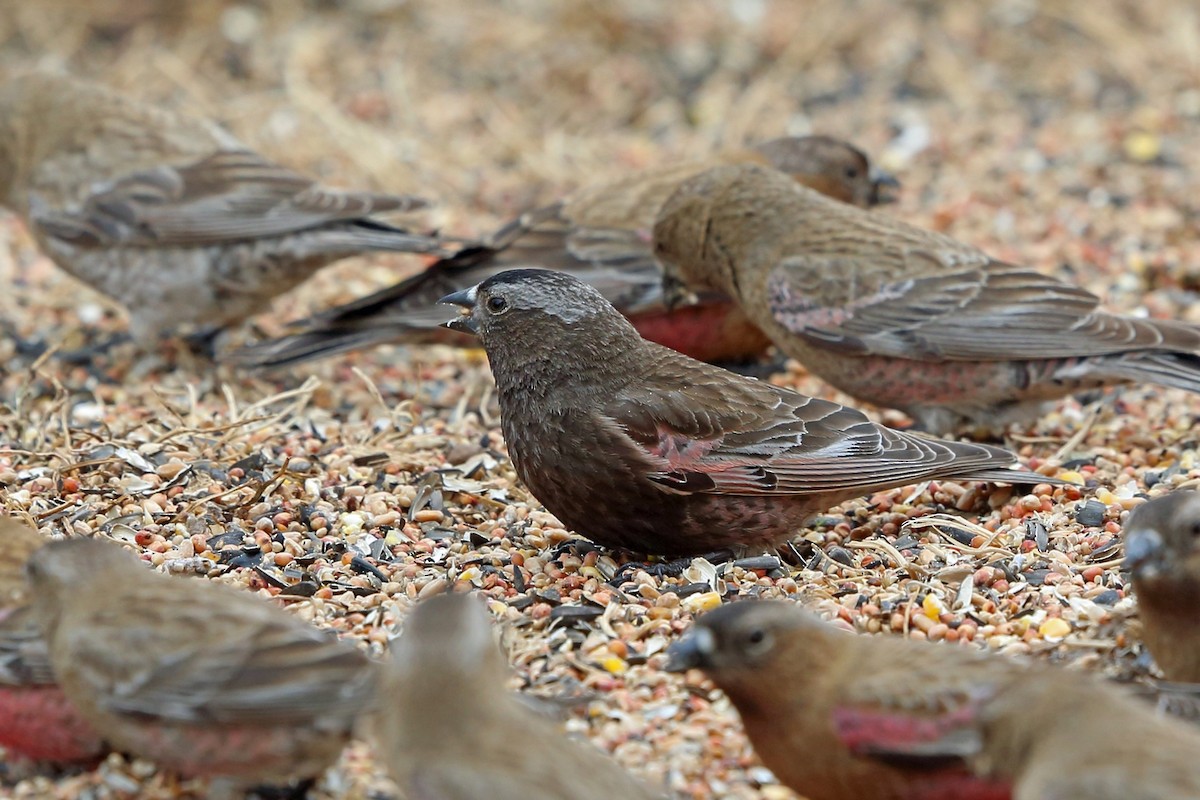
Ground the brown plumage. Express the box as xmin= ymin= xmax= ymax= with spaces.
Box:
xmin=1124 ymin=490 xmax=1200 ymax=683
xmin=231 ymin=135 xmax=898 ymax=368
xmin=23 ymin=537 xmax=376 ymax=796
xmin=440 ymin=269 xmax=1047 ymax=556
xmin=0 ymin=519 xmax=105 ymax=764
xmin=0 ymin=72 xmax=444 ymax=345
xmin=668 ymin=600 xmax=1200 ymax=800
xmin=653 ymin=163 xmax=1200 ymax=433
xmin=373 ymin=592 xmax=662 ymax=800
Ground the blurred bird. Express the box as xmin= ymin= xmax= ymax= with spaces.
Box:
xmin=439 ymin=269 xmax=1047 ymax=556
xmin=374 ymin=592 xmax=662 ymax=800
xmin=0 ymin=72 xmax=444 ymax=348
xmin=24 ymin=537 xmax=376 ymax=797
xmin=1124 ymin=490 xmax=1200 ymax=683
xmin=667 ymin=600 xmax=1200 ymax=800
xmin=0 ymin=519 xmax=105 ymax=764
xmin=232 ymin=135 xmax=898 ymax=368
xmin=653 ymin=163 xmax=1200 ymax=433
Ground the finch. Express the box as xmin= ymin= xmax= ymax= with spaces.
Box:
xmin=439 ymin=269 xmax=1047 ymax=556
xmin=653 ymin=163 xmax=1200 ymax=433
xmin=667 ymin=600 xmax=1200 ymax=800
xmin=0 ymin=71 xmax=443 ymax=346
xmin=373 ymin=592 xmax=662 ymax=800
xmin=0 ymin=519 xmax=105 ymax=764
xmin=23 ymin=537 xmax=377 ymax=796
xmin=232 ymin=135 xmax=898 ymax=368
xmin=1123 ymin=490 xmax=1200 ymax=683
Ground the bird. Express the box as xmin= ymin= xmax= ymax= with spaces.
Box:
xmin=231 ymin=135 xmax=899 ymax=368
xmin=652 ymin=163 xmax=1200 ymax=434
xmin=372 ymin=591 xmax=662 ymax=800
xmin=437 ymin=268 xmax=1049 ymax=557
xmin=23 ymin=536 xmax=377 ymax=798
xmin=667 ymin=599 xmax=1200 ymax=800
xmin=1123 ymin=490 xmax=1200 ymax=683
xmin=0 ymin=519 xmax=106 ymax=764
xmin=0 ymin=71 xmax=446 ymax=348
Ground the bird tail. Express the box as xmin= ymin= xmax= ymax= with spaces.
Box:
xmin=326 ymin=218 xmax=471 ymax=257
xmin=1097 ymin=352 xmax=1200 ymax=395
xmin=225 ymin=244 xmax=495 ymax=369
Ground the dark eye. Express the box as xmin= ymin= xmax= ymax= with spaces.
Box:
xmin=843 ymin=165 xmax=860 ymax=179
xmin=486 ymin=295 xmax=509 ymax=314
xmin=747 ymin=628 xmax=766 ymax=645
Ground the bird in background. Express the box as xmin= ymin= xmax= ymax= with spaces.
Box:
xmin=0 ymin=519 xmax=106 ymax=764
xmin=667 ymin=599 xmax=1200 ymax=800
xmin=231 ymin=135 xmax=899 ymax=369
xmin=653 ymin=163 xmax=1200 ymax=434
xmin=0 ymin=71 xmax=447 ymax=350
xmin=373 ymin=591 xmax=663 ymax=800
xmin=1124 ymin=490 xmax=1200 ymax=683
xmin=438 ymin=269 xmax=1050 ymax=557
xmin=23 ymin=536 xmax=377 ymax=799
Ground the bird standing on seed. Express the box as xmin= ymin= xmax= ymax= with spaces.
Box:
xmin=439 ymin=269 xmax=1047 ymax=557
xmin=1124 ymin=490 xmax=1200 ymax=683
xmin=0 ymin=520 xmax=106 ymax=764
xmin=0 ymin=71 xmax=444 ymax=348
xmin=667 ymin=600 xmax=1200 ymax=800
xmin=374 ymin=592 xmax=662 ymax=800
xmin=23 ymin=537 xmax=377 ymax=798
xmin=233 ymin=135 xmax=898 ymax=368
xmin=653 ymin=163 xmax=1200 ymax=434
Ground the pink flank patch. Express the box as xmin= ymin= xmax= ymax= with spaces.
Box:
xmin=0 ymin=685 xmax=106 ymax=763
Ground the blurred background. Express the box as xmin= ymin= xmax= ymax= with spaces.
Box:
xmin=2 ymin=0 xmax=1196 ymax=328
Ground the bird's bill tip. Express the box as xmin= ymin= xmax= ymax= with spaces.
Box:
xmin=1123 ymin=527 xmax=1165 ymax=573
xmin=664 ymin=626 xmax=716 ymax=672
xmin=439 ymin=285 xmax=480 ymax=333
xmin=869 ymin=167 xmax=901 ymax=204
xmin=442 ymin=312 xmax=478 ymax=334
xmin=438 ymin=285 xmax=478 ymax=309
xmin=661 ymin=275 xmax=701 ymax=311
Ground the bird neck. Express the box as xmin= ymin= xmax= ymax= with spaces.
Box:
xmin=488 ymin=326 xmax=645 ymax=405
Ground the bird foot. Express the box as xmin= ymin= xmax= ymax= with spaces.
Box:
xmin=608 ymin=550 xmax=735 ymax=585
xmin=244 ymin=777 xmax=317 ymax=800
xmin=54 ymin=331 xmax=133 ymax=364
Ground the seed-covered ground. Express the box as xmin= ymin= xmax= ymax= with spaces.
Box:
xmin=1 ymin=1 xmax=1198 ymax=797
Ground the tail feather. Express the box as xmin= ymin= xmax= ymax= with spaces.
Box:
xmin=1101 ymin=352 xmax=1200 ymax=395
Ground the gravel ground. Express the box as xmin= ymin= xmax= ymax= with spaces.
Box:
xmin=1 ymin=1 xmax=1199 ymax=797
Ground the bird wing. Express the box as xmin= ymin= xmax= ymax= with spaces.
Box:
xmin=63 ymin=593 xmax=375 ymax=725
xmin=765 ymin=250 xmax=1192 ymax=360
xmin=0 ymin=609 xmax=56 ymax=686
xmin=32 ymin=148 xmax=426 ymax=247
xmin=602 ymin=346 xmax=1018 ymax=496
xmin=830 ymin=666 xmax=1001 ymax=767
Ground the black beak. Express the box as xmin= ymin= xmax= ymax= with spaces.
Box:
xmin=1124 ymin=527 xmax=1165 ymax=576
xmin=661 ymin=273 xmax=699 ymax=311
xmin=664 ymin=626 xmax=715 ymax=672
xmin=439 ymin=288 xmax=478 ymax=334
xmin=869 ymin=168 xmax=901 ymax=206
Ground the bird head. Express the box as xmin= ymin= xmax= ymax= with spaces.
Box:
xmin=439 ymin=268 xmax=645 ymax=383
xmin=1124 ymin=490 xmax=1200 ymax=585
xmin=751 ymin=135 xmax=901 ymax=208
xmin=666 ymin=600 xmax=828 ymax=676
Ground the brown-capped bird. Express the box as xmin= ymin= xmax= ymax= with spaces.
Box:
xmin=232 ymin=135 xmax=898 ymax=368
xmin=653 ymin=163 xmax=1200 ymax=433
xmin=23 ymin=537 xmax=377 ymax=797
xmin=374 ymin=592 xmax=662 ymax=800
xmin=438 ymin=269 xmax=1047 ymax=557
xmin=0 ymin=71 xmax=444 ymax=346
xmin=667 ymin=600 xmax=1200 ymax=800
xmin=1124 ymin=490 xmax=1200 ymax=683
xmin=0 ymin=520 xmax=106 ymax=764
